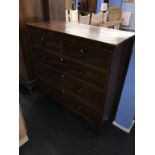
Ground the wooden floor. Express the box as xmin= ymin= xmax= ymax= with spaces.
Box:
xmin=19 ymin=86 xmax=135 ymax=155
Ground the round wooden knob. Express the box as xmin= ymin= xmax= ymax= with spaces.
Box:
xmin=80 ymin=49 xmax=84 ymax=53
xmin=61 ymin=90 xmax=65 ymax=94
xmin=61 ymin=74 xmax=64 ymax=78
xmin=40 ymin=36 xmax=44 ymax=41
xmin=60 ymin=57 xmax=63 ymax=62
xmin=77 ymin=71 xmax=83 ymax=76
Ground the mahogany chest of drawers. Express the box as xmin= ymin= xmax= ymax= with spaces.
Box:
xmin=27 ymin=21 xmax=135 ymax=127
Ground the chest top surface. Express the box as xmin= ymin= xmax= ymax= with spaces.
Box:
xmin=27 ymin=21 xmax=135 ymax=46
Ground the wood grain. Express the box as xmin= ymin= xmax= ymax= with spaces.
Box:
xmin=19 ymin=0 xmax=44 ymax=90
xmin=27 ymin=21 xmax=134 ymax=45
xmin=27 ymin=21 xmax=135 ymax=127
xmin=65 ymin=0 xmax=72 ymax=10
xmin=49 ymin=0 xmax=66 ymax=21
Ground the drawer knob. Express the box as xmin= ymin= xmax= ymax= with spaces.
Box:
xmin=61 ymin=90 xmax=65 ymax=94
xmin=40 ymin=37 xmax=45 ymax=45
xmin=80 ymin=49 xmax=84 ymax=53
xmin=40 ymin=37 xmax=44 ymax=41
xmin=61 ymin=74 xmax=64 ymax=78
xmin=77 ymin=71 xmax=83 ymax=76
xmin=60 ymin=57 xmax=63 ymax=62
xmin=77 ymin=50 xmax=85 ymax=58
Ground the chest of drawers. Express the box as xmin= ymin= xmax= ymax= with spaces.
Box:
xmin=27 ymin=21 xmax=135 ymax=127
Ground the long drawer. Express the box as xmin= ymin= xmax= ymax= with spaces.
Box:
xmin=33 ymin=61 xmax=105 ymax=109
xmin=31 ymin=46 xmax=108 ymax=90
xmin=38 ymin=77 xmax=103 ymax=125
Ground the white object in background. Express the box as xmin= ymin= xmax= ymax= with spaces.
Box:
xmin=98 ymin=12 xmax=104 ymax=24
xmin=91 ymin=13 xmax=96 ymax=25
xmin=114 ymin=25 xmax=121 ymax=30
xmin=65 ymin=10 xmax=69 ymax=22
xmin=91 ymin=13 xmax=103 ymax=25
xmin=70 ymin=9 xmax=78 ymax=23
xmin=113 ymin=120 xmax=135 ymax=133
xmin=101 ymin=3 xmax=108 ymax=12
xmin=103 ymin=11 xmax=108 ymax=22
xmin=79 ymin=14 xmax=90 ymax=25
xmin=122 ymin=11 xmax=132 ymax=26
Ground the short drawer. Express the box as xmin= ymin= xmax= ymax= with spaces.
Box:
xmin=33 ymin=61 xmax=105 ymax=109
xmin=63 ymin=41 xmax=112 ymax=69
xmin=30 ymin=29 xmax=60 ymax=52
xmin=31 ymin=46 xmax=60 ymax=65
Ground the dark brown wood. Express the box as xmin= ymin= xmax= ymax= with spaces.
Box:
xmin=48 ymin=0 xmax=66 ymax=21
xmin=33 ymin=61 xmax=104 ymax=107
xmin=27 ymin=21 xmax=135 ymax=127
xmin=103 ymin=37 xmax=135 ymax=120
xmin=27 ymin=21 xmax=134 ymax=45
xmin=109 ymin=38 xmax=135 ymax=121
xmin=80 ymin=0 xmax=97 ymax=13
xmin=42 ymin=0 xmax=50 ymax=21
xmin=19 ymin=0 xmax=44 ymax=91
xmin=30 ymin=45 xmax=107 ymax=90
xmin=87 ymin=0 xmax=97 ymax=12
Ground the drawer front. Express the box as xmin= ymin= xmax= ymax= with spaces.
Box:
xmin=38 ymin=79 xmax=103 ymax=124
xmin=30 ymin=29 xmax=60 ymax=53
xmin=58 ymin=57 xmax=107 ymax=90
xmin=51 ymin=86 xmax=102 ymax=124
xmin=33 ymin=61 xmax=105 ymax=109
xmin=63 ymin=41 xmax=112 ymax=69
xmin=31 ymin=47 xmax=108 ymax=90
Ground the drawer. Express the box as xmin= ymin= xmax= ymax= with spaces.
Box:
xmin=38 ymin=80 xmax=103 ymax=124
xmin=31 ymin=47 xmax=108 ymax=90
xmin=57 ymin=57 xmax=108 ymax=90
xmin=51 ymin=87 xmax=102 ymax=124
xmin=31 ymin=46 xmax=60 ymax=65
xmin=30 ymin=29 xmax=60 ymax=53
xmin=33 ymin=61 xmax=105 ymax=109
xmin=63 ymin=41 xmax=112 ymax=69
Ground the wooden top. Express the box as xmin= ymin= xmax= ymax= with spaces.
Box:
xmin=27 ymin=21 xmax=135 ymax=46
